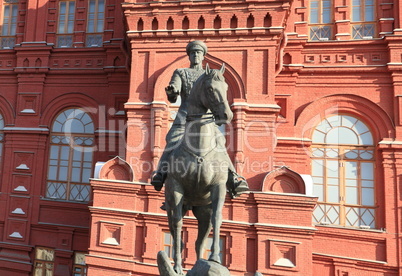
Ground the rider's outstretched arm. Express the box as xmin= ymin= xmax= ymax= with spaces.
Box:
xmin=166 ymin=70 xmax=182 ymax=103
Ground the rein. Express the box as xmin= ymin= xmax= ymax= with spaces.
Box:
xmin=182 ymin=141 xmax=218 ymax=189
xmin=183 ymin=112 xmax=218 ymax=188
xmin=186 ymin=112 xmax=215 ymax=123
xmin=183 ymin=111 xmax=218 ymax=160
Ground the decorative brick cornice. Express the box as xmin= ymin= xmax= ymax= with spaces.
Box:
xmin=123 ymin=0 xmax=291 ymax=40
xmin=91 ymin=179 xmax=143 ymax=194
xmin=253 ymin=191 xmax=317 ymax=208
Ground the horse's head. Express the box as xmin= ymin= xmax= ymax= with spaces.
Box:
xmin=201 ymin=64 xmax=233 ymax=126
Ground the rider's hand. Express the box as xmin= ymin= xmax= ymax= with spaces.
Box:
xmin=165 ymin=85 xmax=179 ymax=95
xmin=166 ymin=85 xmax=179 ymax=103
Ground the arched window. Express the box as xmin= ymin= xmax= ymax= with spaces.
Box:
xmin=46 ymin=108 xmax=95 ymax=202
xmin=311 ymin=115 xmax=376 ymax=228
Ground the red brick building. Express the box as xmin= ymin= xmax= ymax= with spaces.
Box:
xmin=0 ymin=0 xmax=130 ymax=275
xmin=0 ymin=0 xmax=401 ymax=275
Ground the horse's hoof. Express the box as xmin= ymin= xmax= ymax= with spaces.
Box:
xmin=174 ymin=266 xmax=184 ymax=275
xmin=208 ymin=254 xmax=221 ymax=264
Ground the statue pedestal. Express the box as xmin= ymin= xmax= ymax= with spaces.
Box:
xmin=157 ymin=251 xmax=230 ymax=276
xmin=187 ymin=259 xmax=230 ymax=276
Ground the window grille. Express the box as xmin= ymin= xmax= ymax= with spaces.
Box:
xmin=352 ymin=23 xmax=375 ymax=39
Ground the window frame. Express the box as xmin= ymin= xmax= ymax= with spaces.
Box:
xmin=202 ymin=235 xmax=226 ymax=266
xmin=73 ymin=252 xmax=87 ymax=276
xmin=33 ymin=247 xmax=55 ymax=276
xmin=56 ymin=0 xmax=76 ymax=48
xmin=309 ymin=0 xmax=333 ymax=41
xmin=352 ymin=0 xmax=375 ymax=23
xmin=57 ymin=0 xmax=75 ymax=34
xmin=311 ymin=115 xmax=377 ymax=229
xmin=86 ymin=0 xmax=105 ymax=47
xmin=162 ymin=231 xmax=174 ymax=259
xmin=162 ymin=231 xmax=226 ymax=264
xmin=45 ymin=108 xmax=95 ymax=203
xmin=0 ymin=0 xmax=18 ymax=49
xmin=351 ymin=0 xmax=376 ymax=39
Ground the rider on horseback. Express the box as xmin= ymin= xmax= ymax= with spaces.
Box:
xmin=151 ymin=41 xmax=249 ymax=198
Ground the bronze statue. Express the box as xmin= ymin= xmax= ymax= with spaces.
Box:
xmin=164 ymin=63 xmax=233 ymax=274
xmin=151 ymin=41 xmax=248 ymax=198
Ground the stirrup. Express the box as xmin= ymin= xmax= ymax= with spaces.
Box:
xmin=228 ymin=170 xmax=249 ymax=198
xmin=235 ymin=178 xmax=249 ymax=193
xmin=160 ymin=202 xmax=167 ymax=211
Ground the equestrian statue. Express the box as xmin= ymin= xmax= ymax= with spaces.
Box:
xmin=152 ymin=41 xmax=249 ymax=275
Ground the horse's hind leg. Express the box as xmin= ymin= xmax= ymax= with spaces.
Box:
xmin=192 ymin=205 xmax=212 ymax=260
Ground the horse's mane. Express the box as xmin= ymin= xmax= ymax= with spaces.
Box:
xmin=207 ymin=69 xmax=225 ymax=82
xmin=192 ymin=69 xmax=225 ymax=94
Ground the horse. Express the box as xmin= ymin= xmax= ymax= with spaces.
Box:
xmin=164 ymin=63 xmax=233 ymax=274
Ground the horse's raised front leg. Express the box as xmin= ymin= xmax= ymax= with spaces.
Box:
xmin=166 ymin=180 xmax=185 ymax=275
xmin=209 ymin=183 xmax=226 ymax=264
xmin=192 ymin=205 xmax=212 ymax=260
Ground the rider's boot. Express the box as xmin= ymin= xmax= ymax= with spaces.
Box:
xmin=227 ymin=170 xmax=249 ymax=199
xmin=151 ymin=171 xmax=167 ymax=191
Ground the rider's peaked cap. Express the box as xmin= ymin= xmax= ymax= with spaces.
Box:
xmin=186 ymin=41 xmax=207 ymax=56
